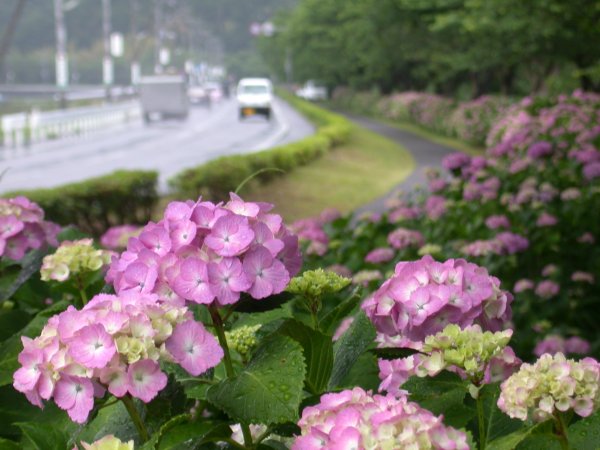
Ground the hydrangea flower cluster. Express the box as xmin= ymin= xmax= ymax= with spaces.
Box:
xmin=534 ymin=335 xmax=591 ymax=357
xmin=0 ymin=196 xmax=60 ymax=261
xmin=225 ymin=324 xmax=261 ymax=360
xmin=287 ymin=268 xmax=351 ymax=300
xmin=40 ymin=239 xmax=113 ymax=282
xmin=387 ymin=227 xmax=424 ymax=250
xmin=100 ymin=225 xmax=142 ymax=250
xmin=74 ymin=435 xmax=133 ymax=450
xmin=379 ymin=324 xmax=520 ymax=395
xmin=362 ymin=255 xmax=513 ymax=345
xmin=498 ymin=353 xmax=600 ymax=422
xmin=106 ymin=194 xmax=301 ymax=307
xmin=293 ymin=387 xmax=469 ymax=449
xmin=13 ymin=292 xmax=223 ymax=423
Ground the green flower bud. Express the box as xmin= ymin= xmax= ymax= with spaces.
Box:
xmin=40 ymin=239 xmax=113 ymax=283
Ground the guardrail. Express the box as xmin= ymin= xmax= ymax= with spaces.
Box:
xmin=0 ymin=101 xmax=141 ymax=148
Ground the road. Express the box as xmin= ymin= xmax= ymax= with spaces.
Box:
xmin=0 ymin=96 xmax=314 ymax=193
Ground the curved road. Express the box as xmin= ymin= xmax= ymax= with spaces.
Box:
xmin=0 ymin=96 xmax=314 ymax=193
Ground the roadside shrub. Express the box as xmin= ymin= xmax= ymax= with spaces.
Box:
xmin=5 ymin=170 xmax=159 ymax=236
xmin=169 ymin=92 xmax=352 ymax=201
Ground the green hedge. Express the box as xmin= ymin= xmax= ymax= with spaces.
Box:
xmin=5 ymin=170 xmax=159 ymax=236
xmin=169 ymin=90 xmax=352 ymax=201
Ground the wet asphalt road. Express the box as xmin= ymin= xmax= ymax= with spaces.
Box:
xmin=0 ymin=96 xmax=314 ymax=194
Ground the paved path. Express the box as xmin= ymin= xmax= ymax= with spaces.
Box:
xmin=344 ymin=114 xmax=458 ymax=216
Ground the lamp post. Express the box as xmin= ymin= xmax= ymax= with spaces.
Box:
xmin=102 ymin=0 xmax=113 ymax=100
xmin=54 ymin=0 xmax=68 ymax=108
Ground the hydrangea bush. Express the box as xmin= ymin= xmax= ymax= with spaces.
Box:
xmin=3 ymin=91 xmax=600 ymax=450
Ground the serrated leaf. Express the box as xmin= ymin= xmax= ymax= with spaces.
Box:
xmin=369 ymin=347 xmax=420 ymax=360
xmin=328 ymin=311 xmax=376 ymax=389
xmin=403 ymin=372 xmax=474 ymax=428
xmin=276 ymin=319 xmax=333 ymax=394
xmin=486 ymin=421 xmax=549 ymax=450
xmin=207 ymin=335 xmax=306 ymax=424
xmin=17 ymin=422 xmax=70 ymax=450
xmin=0 ymin=301 xmax=68 ymax=386
xmin=568 ymin=409 xmax=600 ymax=450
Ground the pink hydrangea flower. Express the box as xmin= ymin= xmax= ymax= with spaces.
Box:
xmin=364 ymin=247 xmax=395 ymax=264
xmin=107 ymin=194 xmax=301 ymax=306
xmin=362 ymin=255 xmax=513 ymax=345
xmin=0 ymin=196 xmax=60 ymax=261
xmin=127 ymin=359 xmax=168 ymax=403
xmin=293 ymin=387 xmax=469 ymax=449
xmin=166 ymin=320 xmax=224 ymax=376
xmin=387 ymin=228 xmax=424 ymax=250
xmin=535 ymin=280 xmax=560 ymax=299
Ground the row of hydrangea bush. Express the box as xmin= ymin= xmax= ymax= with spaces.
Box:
xmin=0 ymin=91 xmax=599 ymax=449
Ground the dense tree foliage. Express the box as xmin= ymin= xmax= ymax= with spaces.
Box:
xmin=260 ymin=0 xmax=600 ymax=96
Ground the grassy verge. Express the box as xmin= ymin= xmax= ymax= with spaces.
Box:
xmin=241 ymin=124 xmax=415 ymax=222
xmin=380 ymin=118 xmax=484 ymax=156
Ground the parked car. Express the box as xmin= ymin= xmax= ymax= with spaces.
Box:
xmin=139 ymin=75 xmax=189 ymax=122
xmin=296 ymin=80 xmax=328 ymax=101
xmin=236 ymin=78 xmax=273 ymax=120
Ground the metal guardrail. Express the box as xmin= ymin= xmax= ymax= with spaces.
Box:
xmin=0 ymin=101 xmax=141 ymax=148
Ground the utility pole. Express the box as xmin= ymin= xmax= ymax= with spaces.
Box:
xmin=0 ymin=0 xmax=27 ymax=83
xmin=54 ymin=0 xmax=68 ymax=108
xmin=129 ymin=0 xmax=141 ymax=86
xmin=154 ymin=0 xmax=163 ymax=74
xmin=102 ymin=0 xmax=113 ymax=100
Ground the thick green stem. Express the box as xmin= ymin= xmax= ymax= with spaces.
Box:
xmin=76 ymin=275 xmax=88 ymax=306
xmin=554 ymin=413 xmax=571 ymax=450
xmin=209 ymin=306 xmax=253 ymax=448
xmin=476 ymin=394 xmax=486 ymax=450
xmin=121 ymin=395 xmax=149 ymax=443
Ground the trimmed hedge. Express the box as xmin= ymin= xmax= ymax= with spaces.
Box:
xmin=5 ymin=170 xmax=159 ymax=236
xmin=169 ymin=90 xmax=352 ymax=201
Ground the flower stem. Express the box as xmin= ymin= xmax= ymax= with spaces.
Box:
xmin=476 ymin=394 xmax=486 ymax=450
xmin=121 ymin=395 xmax=149 ymax=443
xmin=554 ymin=413 xmax=571 ymax=450
xmin=209 ymin=306 xmax=235 ymax=378
xmin=209 ymin=305 xmax=253 ymax=448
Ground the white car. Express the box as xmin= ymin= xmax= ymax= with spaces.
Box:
xmin=236 ymin=78 xmax=273 ymax=120
xmin=296 ymin=81 xmax=327 ymax=101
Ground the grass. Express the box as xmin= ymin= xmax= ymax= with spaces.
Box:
xmin=378 ymin=118 xmax=484 ymax=156
xmin=241 ymin=124 xmax=415 ymax=222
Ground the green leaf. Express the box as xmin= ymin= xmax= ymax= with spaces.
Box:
xmin=319 ymin=285 xmax=362 ymax=334
xmin=17 ymin=422 xmax=70 ymax=450
xmin=0 ymin=309 xmax=30 ymax=342
xmin=478 ymin=383 xmax=523 ymax=444
xmin=235 ymin=292 xmax=294 ymax=313
xmin=403 ymin=372 xmax=474 ymax=428
xmin=140 ymin=415 xmax=231 ymax=450
xmin=276 ymin=319 xmax=333 ymax=395
xmin=0 ymin=301 xmax=68 ymax=386
xmin=369 ymin=347 xmax=420 ymax=360
xmin=75 ymin=401 xmax=138 ymax=445
xmin=328 ymin=311 xmax=375 ymax=390
xmin=257 ymin=440 xmax=289 ymax=450
xmin=336 ymin=352 xmax=380 ymax=391
xmin=487 ymin=421 xmax=550 ymax=450
xmin=207 ymin=335 xmax=306 ymax=424
xmin=0 ymin=438 xmax=20 ymax=449
xmin=0 ymin=249 xmax=46 ymax=303
xmin=568 ymin=409 xmax=600 ymax=450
